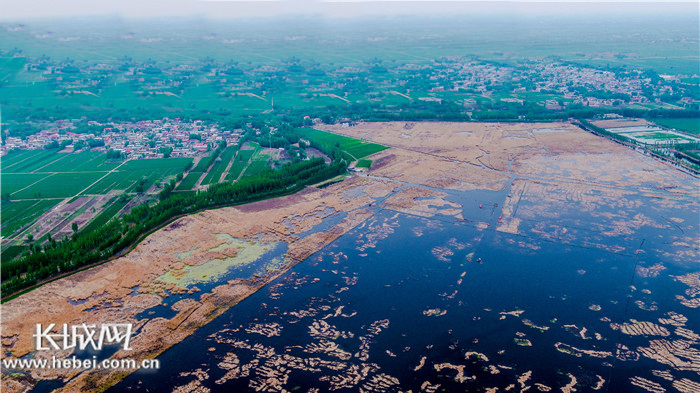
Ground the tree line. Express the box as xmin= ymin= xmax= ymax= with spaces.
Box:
xmin=1 ymin=156 xmax=346 ymax=296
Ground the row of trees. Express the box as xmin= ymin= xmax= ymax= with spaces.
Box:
xmin=1 ymin=154 xmax=346 ymax=296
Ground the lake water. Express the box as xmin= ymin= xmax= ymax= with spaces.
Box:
xmin=108 ymin=181 xmax=699 ymax=392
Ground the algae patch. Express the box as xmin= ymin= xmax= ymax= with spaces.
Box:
xmin=159 ymin=235 xmax=282 ymax=287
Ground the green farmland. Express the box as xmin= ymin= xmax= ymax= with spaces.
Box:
xmin=1 ymin=199 xmax=62 ymax=237
xmin=0 ymin=149 xmax=193 ymax=247
xmin=224 ymin=159 xmax=249 ymax=182
xmin=654 ymin=118 xmax=700 ymax=135
xmin=202 ymin=146 xmax=238 ymax=185
xmin=242 ymin=155 xmax=273 ymax=178
xmin=83 ymin=157 xmax=192 ymax=194
xmin=176 ymin=171 xmax=203 ymax=191
xmin=80 ymin=196 xmax=130 ymax=234
xmin=223 ymin=148 xmax=257 ymax=181
xmin=298 ymin=128 xmax=388 ymax=159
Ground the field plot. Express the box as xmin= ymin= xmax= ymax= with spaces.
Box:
xmin=201 ymin=146 xmax=238 ymax=185
xmin=0 ymin=245 xmax=26 ymax=264
xmin=653 ymin=118 xmax=700 ymax=135
xmin=192 ymin=153 xmax=215 ymax=172
xmin=11 ymin=172 xmax=106 ymax=199
xmin=223 ymin=144 xmax=260 ymax=181
xmin=0 ymin=149 xmax=42 ymax=169
xmin=0 ymin=199 xmax=61 ymax=237
xmin=297 ymin=128 xmax=388 ymax=159
xmin=81 ymin=196 xmax=130 ymax=234
xmin=605 ymin=126 xmax=700 ymax=145
xmin=1 ymin=173 xmax=53 ymax=195
xmin=241 ymin=155 xmax=272 ymax=178
xmin=84 ymin=157 xmax=192 ymax=194
xmin=2 ymin=150 xmax=60 ymax=173
xmin=41 ymin=151 xmax=121 ymax=172
xmin=355 ymin=159 xmax=372 ymax=168
xmin=176 ymin=171 xmax=203 ymax=191
xmin=0 ymin=150 xmax=194 ymax=248
xmin=224 ymin=160 xmax=249 ymax=182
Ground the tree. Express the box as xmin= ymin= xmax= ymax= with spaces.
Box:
xmin=72 ymin=222 xmax=79 ymax=233
xmin=44 ymin=140 xmax=60 ymax=150
xmin=160 ymin=146 xmax=173 ymax=158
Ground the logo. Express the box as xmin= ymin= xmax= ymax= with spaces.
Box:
xmin=34 ymin=323 xmax=133 ymax=351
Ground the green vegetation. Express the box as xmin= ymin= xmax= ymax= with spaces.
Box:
xmin=224 ymin=150 xmax=255 ymax=182
xmin=0 ymin=149 xmax=193 ymax=241
xmin=13 ymin=172 xmax=105 ymax=199
xmin=224 ymin=160 xmax=248 ymax=181
xmin=297 ymin=128 xmax=388 ymax=160
xmin=1 ymin=246 xmax=26 ymax=263
xmin=192 ymin=153 xmax=215 ymax=172
xmin=202 ymin=146 xmax=237 ymax=185
xmin=242 ymin=156 xmax=272 ymax=178
xmin=1 ymin=157 xmax=346 ymax=296
xmin=355 ymin=159 xmax=372 ymax=169
xmin=1 ymin=199 xmax=61 ymax=237
xmin=644 ymin=132 xmax=694 ymax=141
xmin=175 ymin=171 xmax=203 ymax=191
xmin=83 ymin=158 xmax=192 ymax=194
xmin=1 ymin=173 xmax=53 ymax=195
xmin=654 ymin=118 xmax=700 ymax=135
xmin=81 ymin=196 xmax=130 ymax=234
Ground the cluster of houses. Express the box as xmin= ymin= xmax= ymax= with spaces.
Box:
xmin=1 ymin=118 xmax=242 ymax=159
xmin=444 ymin=61 xmax=696 ymax=108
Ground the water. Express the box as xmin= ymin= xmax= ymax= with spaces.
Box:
xmin=108 ymin=182 xmax=699 ymax=392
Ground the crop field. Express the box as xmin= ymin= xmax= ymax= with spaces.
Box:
xmin=355 ymin=159 xmax=372 ymax=168
xmin=201 ymin=146 xmax=238 ymax=185
xmin=81 ymin=196 xmax=130 ymax=234
xmin=0 ymin=245 xmax=26 ymax=264
xmin=1 ymin=173 xmax=53 ymax=195
xmin=176 ymin=171 xmax=203 ymax=191
xmin=39 ymin=151 xmax=120 ymax=172
xmin=192 ymin=154 xmax=215 ymax=172
xmin=1 ymin=199 xmax=61 ymax=237
xmin=1 ymin=149 xmax=45 ymax=169
xmin=82 ymin=170 xmax=137 ymax=194
xmin=83 ymin=157 xmax=192 ymax=194
xmin=242 ymin=154 xmax=272 ymax=178
xmin=605 ymin=126 xmax=700 ymax=145
xmin=224 ymin=160 xmax=249 ymax=182
xmin=654 ymin=118 xmax=700 ymax=135
xmin=2 ymin=150 xmax=121 ymax=184
xmin=223 ymin=147 xmax=255 ymax=180
xmin=12 ymin=172 xmax=106 ymax=199
xmin=0 ymin=150 xmax=194 ymax=243
xmin=298 ymin=128 xmax=388 ymax=159
xmin=2 ymin=150 xmax=61 ymax=173
xmin=121 ymin=158 xmax=193 ymax=171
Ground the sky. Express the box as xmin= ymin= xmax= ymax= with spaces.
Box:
xmin=1 ymin=1 xmax=698 ymax=20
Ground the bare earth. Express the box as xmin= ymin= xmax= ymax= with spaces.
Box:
xmin=2 ymin=121 xmax=698 ymax=392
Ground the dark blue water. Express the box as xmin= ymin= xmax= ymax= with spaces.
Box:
xmin=106 ymin=181 xmax=699 ymax=392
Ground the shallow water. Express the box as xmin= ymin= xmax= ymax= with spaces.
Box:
xmin=108 ymin=180 xmax=699 ymax=392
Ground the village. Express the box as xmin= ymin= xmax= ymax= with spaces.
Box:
xmin=1 ymin=118 xmax=242 ymax=158
xmin=6 ymin=46 xmax=697 ymax=113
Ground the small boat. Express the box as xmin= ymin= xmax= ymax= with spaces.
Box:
xmin=476 ymin=258 xmax=483 ymax=264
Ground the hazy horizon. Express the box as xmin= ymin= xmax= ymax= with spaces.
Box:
xmin=1 ymin=1 xmax=699 ymax=21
